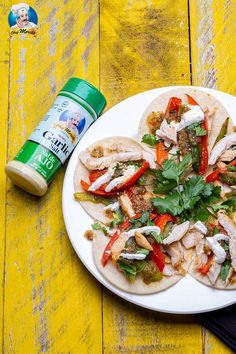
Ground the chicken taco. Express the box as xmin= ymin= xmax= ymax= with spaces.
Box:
xmin=92 ymin=212 xmax=193 ymax=294
xmin=189 ymin=211 xmax=236 ymax=289
xmin=138 ymin=87 xmax=232 ymax=175
xmin=74 ymin=137 xmax=156 ymax=225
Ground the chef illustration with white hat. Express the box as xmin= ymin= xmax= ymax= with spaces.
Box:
xmin=11 ymin=3 xmax=37 ymax=29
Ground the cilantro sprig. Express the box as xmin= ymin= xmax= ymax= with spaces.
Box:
xmin=187 ymin=122 xmax=207 ymax=137
xmin=152 ymin=154 xmax=221 ymax=221
xmin=129 ymin=211 xmax=154 ymax=229
xmin=142 ymin=134 xmax=158 ymax=146
xmin=92 ymin=222 xmax=108 ymax=236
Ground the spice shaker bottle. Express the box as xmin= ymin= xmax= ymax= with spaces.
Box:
xmin=5 ymin=78 xmax=106 ymax=196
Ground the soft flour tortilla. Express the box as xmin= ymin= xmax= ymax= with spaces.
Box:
xmin=188 ymin=255 xmax=236 ymax=290
xmin=74 ymin=136 xmax=155 ymax=224
xmin=92 ymin=231 xmax=193 ymax=294
xmin=138 ymin=87 xmax=233 ymax=153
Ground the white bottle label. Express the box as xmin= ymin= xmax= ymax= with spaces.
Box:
xmin=29 ymin=95 xmax=94 ymax=163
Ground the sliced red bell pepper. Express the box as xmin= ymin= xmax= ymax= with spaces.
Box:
xmin=198 ymin=254 xmax=214 ymax=275
xmin=209 ymin=223 xmax=228 ymax=235
xmin=156 ymin=141 xmax=169 ymax=166
xmin=155 ymin=214 xmax=176 ymax=232
xmin=185 ymin=94 xmax=199 ymax=106
xmin=186 ymin=94 xmax=208 ymax=175
xmin=102 ymin=228 xmax=121 ymax=266
xmin=80 ymin=180 xmax=119 ymax=197
xmin=165 ymin=97 xmax=182 ymax=116
xmin=89 ymin=169 xmax=107 ymax=183
xmin=120 ymin=213 xmax=142 ymax=231
xmin=206 ymin=160 xmax=236 ymax=183
xmin=115 ymin=161 xmax=150 ymax=192
xmin=199 ymin=117 xmax=208 ymax=175
xmin=151 ymin=243 xmax=165 ymax=272
xmin=81 ymin=161 xmax=149 ymax=195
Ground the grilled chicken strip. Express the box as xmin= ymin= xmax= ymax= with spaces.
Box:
xmin=181 ymin=230 xmax=203 ymax=249
xmin=119 ymin=186 xmax=153 ymax=218
xmin=219 ymin=148 xmax=236 ymax=162
xmin=134 ymin=231 xmax=153 ymax=251
xmin=80 ymin=150 xmax=143 ymax=170
xmin=217 ymin=211 xmax=236 ymax=271
xmin=207 ymin=258 xmax=221 ymax=285
xmin=165 ymin=242 xmax=184 ymax=268
xmin=163 ymin=221 xmax=190 ymax=245
xmin=111 ymin=233 xmax=127 ymax=261
xmin=209 ymin=133 xmax=236 ymax=165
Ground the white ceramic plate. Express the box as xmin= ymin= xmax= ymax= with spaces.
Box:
xmin=62 ymin=86 xmax=236 ymax=314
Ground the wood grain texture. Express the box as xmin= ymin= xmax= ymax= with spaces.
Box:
xmin=103 ymin=292 xmax=201 ymax=354
xmin=204 ymin=331 xmax=234 ymax=354
xmin=190 ymin=0 xmax=236 ymax=95
xmin=190 ymin=1 xmax=236 ymax=353
xmin=100 ymin=0 xmax=191 ymax=107
xmin=0 ymin=1 xmax=11 ymax=351
xmin=100 ymin=1 xmax=201 ymax=353
xmin=3 ymin=1 xmax=101 ymax=353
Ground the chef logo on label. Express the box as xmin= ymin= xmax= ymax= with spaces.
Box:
xmin=8 ymin=3 xmax=38 ymax=37
xmin=54 ymin=110 xmax=86 ymax=144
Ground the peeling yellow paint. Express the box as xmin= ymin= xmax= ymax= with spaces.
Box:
xmin=190 ymin=0 xmax=236 ymax=95
xmin=100 ymin=0 xmax=191 ymax=107
xmin=3 ymin=1 xmax=101 ymax=353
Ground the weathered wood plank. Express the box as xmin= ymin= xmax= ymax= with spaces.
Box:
xmin=4 ymin=1 xmax=101 ymax=352
xmin=204 ymin=331 xmax=234 ymax=354
xmin=100 ymin=0 xmax=191 ymax=107
xmin=100 ymin=1 xmax=202 ymax=352
xmin=190 ymin=0 xmax=236 ymax=94
xmin=190 ymin=1 xmax=236 ymax=353
xmin=103 ymin=292 xmax=202 ymax=354
xmin=0 ymin=1 xmax=11 ymax=352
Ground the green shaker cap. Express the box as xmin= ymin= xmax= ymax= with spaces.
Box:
xmin=61 ymin=78 xmax=106 ymax=117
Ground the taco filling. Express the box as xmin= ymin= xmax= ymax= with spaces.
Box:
xmin=74 ymin=88 xmax=236 ymax=293
xmin=141 ymin=94 xmax=209 ymax=174
xmin=189 ymin=211 xmax=236 ymax=287
xmin=98 ymin=210 xmax=193 ymax=286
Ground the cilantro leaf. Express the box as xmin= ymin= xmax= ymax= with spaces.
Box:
xmin=187 ymin=122 xmax=206 ymax=136
xmin=210 ymin=197 xmax=236 ymax=213
xmin=181 ymin=176 xmax=206 ymax=210
xmin=220 ymin=260 xmax=231 ymax=281
xmin=129 ymin=211 xmax=152 ymax=227
xmin=117 ymin=261 xmax=137 ymax=281
xmin=142 ymin=134 xmax=157 ymax=146
xmin=109 ymin=210 xmax=124 ymax=229
xmin=211 ymin=204 xmax=230 ymax=212
xmin=227 ymin=165 xmax=236 ymax=171
xmin=195 ymin=126 xmax=207 ymax=137
xmin=222 ymin=197 xmax=236 ymax=211
xmin=162 ymin=153 xmax=192 ymax=183
xmin=192 ymin=207 xmax=210 ymax=221
xmin=136 ymin=248 xmax=150 ymax=255
xmin=92 ymin=222 xmax=108 ymax=236
xmin=154 ymin=180 xmax=177 ymax=194
xmin=204 ymin=186 xmax=221 ymax=204
xmin=152 ymin=193 xmax=182 ymax=216
xmin=151 ymin=232 xmax=164 ymax=244
xmin=137 ymin=174 xmax=147 ymax=186
xmin=201 ymin=182 xmax=214 ymax=197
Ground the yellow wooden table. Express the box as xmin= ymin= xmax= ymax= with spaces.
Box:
xmin=0 ymin=1 xmax=235 ymax=352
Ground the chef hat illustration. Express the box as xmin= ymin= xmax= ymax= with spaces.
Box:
xmin=11 ymin=3 xmax=29 ymax=17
